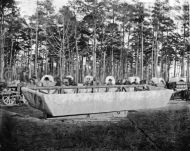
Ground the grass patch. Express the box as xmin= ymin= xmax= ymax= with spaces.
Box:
xmin=1 ymin=104 xmax=190 ymax=150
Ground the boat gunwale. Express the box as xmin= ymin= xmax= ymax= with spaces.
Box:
xmin=26 ymin=84 xmax=165 ymax=91
xmin=21 ymin=86 xmax=171 ymax=96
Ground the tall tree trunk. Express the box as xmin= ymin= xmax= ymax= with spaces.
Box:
xmin=79 ymin=56 xmax=83 ymax=83
xmin=93 ymin=31 xmax=97 ymax=78
xmin=167 ymin=62 xmax=170 ymax=81
xmin=181 ymin=56 xmax=184 ymax=77
xmin=59 ymin=39 xmax=62 ymax=79
xmin=98 ymin=61 xmax=101 ymax=82
xmin=27 ymin=47 xmax=31 ymax=79
xmin=29 ymin=30 xmax=33 ymax=77
xmin=60 ymin=17 xmax=65 ymax=80
xmin=125 ymin=27 xmax=131 ymax=78
xmin=10 ymin=37 xmax=13 ymax=66
xmin=181 ymin=24 xmax=185 ymax=77
xmin=117 ymin=61 xmax=119 ymax=80
xmin=45 ymin=57 xmax=48 ymax=75
xmin=103 ymin=50 xmax=106 ymax=82
xmin=136 ymin=34 xmax=140 ymax=76
xmin=34 ymin=0 xmax=39 ymax=78
xmin=75 ymin=22 xmax=79 ymax=84
xmin=135 ymin=48 xmax=139 ymax=76
xmin=141 ymin=22 xmax=144 ymax=80
xmin=165 ymin=28 xmax=169 ymax=81
xmin=92 ymin=0 xmax=97 ymax=79
xmin=130 ymin=57 xmax=133 ymax=77
xmin=51 ymin=57 xmax=54 ymax=75
xmin=188 ymin=3 xmax=190 ymax=82
xmin=67 ymin=35 xmax=70 ymax=75
xmin=120 ymin=22 xmax=125 ymax=79
xmin=82 ymin=56 xmax=86 ymax=83
xmin=187 ymin=56 xmax=189 ymax=82
xmin=111 ymin=46 xmax=114 ymax=76
xmin=154 ymin=30 xmax=158 ymax=78
xmin=111 ymin=4 xmax=115 ymax=76
xmin=101 ymin=26 xmax=105 ymax=82
xmin=120 ymin=40 xmax=123 ymax=78
xmin=10 ymin=37 xmax=14 ymax=80
xmin=151 ymin=31 xmax=154 ymax=78
xmin=0 ymin=12 xmax=4 ymax=81
xmin=146 ymin=66 xmax=149 ymax=81
xmin=160 ymin=58 xmax=164 ymax=78
xmin=174 ymin=57 xmax=177 ymax=77
xmin=44 ymin=6 xmax=48 ymax=76
xmin=165 ymin=56 xmax=168 ymax=81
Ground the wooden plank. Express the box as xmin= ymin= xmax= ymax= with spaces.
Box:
xmin=28 ymin=84 xmax=145 ymax=90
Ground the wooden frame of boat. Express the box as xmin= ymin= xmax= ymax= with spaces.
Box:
xmin=21 ymin=85 xmax=173 ymax=118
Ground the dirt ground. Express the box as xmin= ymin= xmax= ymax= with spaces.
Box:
xmin=1 ymin=102 xmax=190 ymax=151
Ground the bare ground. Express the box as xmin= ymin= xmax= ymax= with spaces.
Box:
xmin=0 ymin=101 xmax=190 ymax=151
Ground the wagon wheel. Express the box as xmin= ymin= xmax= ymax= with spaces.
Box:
xmin=2 ymin=96 xmax=15 ymax=105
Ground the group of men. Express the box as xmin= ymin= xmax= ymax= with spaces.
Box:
xmin=27 ymin=75 xmax=166 ymax=88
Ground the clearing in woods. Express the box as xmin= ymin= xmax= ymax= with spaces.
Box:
xmin=0 ymin=101 xmax=190 ymax=151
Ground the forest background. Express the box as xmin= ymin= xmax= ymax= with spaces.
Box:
xmin=0 ymin=0 xmax=190 ymax=84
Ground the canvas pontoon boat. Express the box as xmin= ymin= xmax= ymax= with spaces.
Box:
xmin=21 ymin=85 xmax=173 ymax=118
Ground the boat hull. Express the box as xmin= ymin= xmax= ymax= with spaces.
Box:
xmin=21 ymin=87 xmax=173 ymax=117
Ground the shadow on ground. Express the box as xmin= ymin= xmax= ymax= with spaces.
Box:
xmin=1 ymin=102 xmax=190 ymax=151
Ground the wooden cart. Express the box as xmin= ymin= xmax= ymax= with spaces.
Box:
xmin=0 ymin=83 xmax=23 ymax=105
